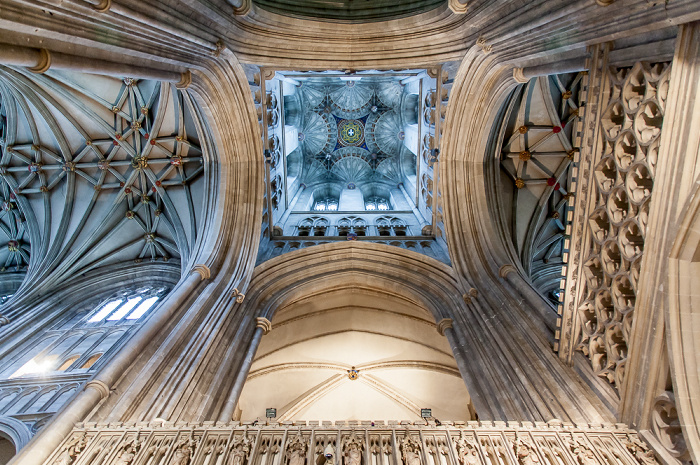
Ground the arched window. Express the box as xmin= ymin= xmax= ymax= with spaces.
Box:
xmin=6 ymin=287 xmax=166 ymax=379
xmin=365 ymin=197 xmax=391 ymax=211
xmin=87 ymin=289 xmax=165 ymax=323
xmin=376 ymin=217 xmax=409 ymax=236
xmin=297 ymin=217 xmax=329 ymax=237
xmin=337 ymin=217 xmax=367 ymax=237
xmin=313 ymin=199 xmax=338 ymax=211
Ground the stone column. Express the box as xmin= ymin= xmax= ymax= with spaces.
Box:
xmin=8 ymin=265 xmax=210 ymax=465
xmin=436 ymin=318 xmax=492 ymax=420
xmin=499 ymin=264 xmax=557 ymax=333
xmin=0 ymin=44 xmax=191 ymax=87
xmin=218 ymin=317 xmax=272 ymax=422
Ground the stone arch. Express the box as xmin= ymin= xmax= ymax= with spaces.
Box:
xmin=238 ymin=242 xmax=473 ymax=421
xmin=0 ymin=416 xmax=30 ymax=454
xmin=667 ymin=175 xmax=700 ymax=464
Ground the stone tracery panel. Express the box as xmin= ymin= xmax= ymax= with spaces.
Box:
xmin=573 ymin=61 xmax=671 ymax=390
xmin=44 ymin=423 xmax=663 ymax=465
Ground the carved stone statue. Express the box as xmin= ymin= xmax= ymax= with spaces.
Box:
xmin=455 ymin=432 xmax=480 ymax=465
xmin=513 ymin=438 xmax=540 ymax=465
xmin=169 ymin=434 xmax=197 ymax=465
xmin=229 ymin=435 xmax=252 ymax=465
xmin=53 ymin=433 xmax=88 ymax=465
xmin=565 ymin=435 xmax=597 ymax=465
xmin=115 ymin=438 xmax=140 ymax=465
xmin=400 ymin=434 xmax=422 ymax=465
xmin=625 ymin=435 xmax=657 ymax=465
xmin=343 ymin=432 xmax=364 ymax=465
xmin=286 ymin=432 xmax=308 ymax=465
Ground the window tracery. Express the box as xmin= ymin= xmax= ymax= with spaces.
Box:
xmin=365 ymin=197 xmax=390 ymax=211
xmin=5 ymin=287 xmax=165 ymax=380
xmin=297 ymin=217 xmax=329 ymax=237
xmin=376 ymin=217 xmax=408 ymax=236
xmin=313 ymin=199 xmax=338 ymax=211
xmin=337 ymin=217 xmax=367 ymax=236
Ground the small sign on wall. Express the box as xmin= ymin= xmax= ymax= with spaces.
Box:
xmin=266 ymin=408 xmax=277 ymax=418
xmin=421 ymin=408 xmax=432 ymax=418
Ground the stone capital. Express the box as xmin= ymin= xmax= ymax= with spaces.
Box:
xmin=256 ymin=317 xmax=272 ymax=335
xmin=436 ymin=318 xmax=453 ymax=336
xmin=0 ymin=315 xmax=9 ymax=325
xmin=499 ymin=264 xmax=516 ymax=278
xmin=192 ymin=264 xmax=211 ymax=280
xmin=448 ymin=0 xmax=468 ymax=14
xmin=28 ymin=49 xmax=51 ymax=74
xmin=513 ymin=68 xmax=528 ymax=84
xmin=85 ymin=380 xmax=111 ymax=400
xmin=176 ymin=70 xmax=192 ymax=90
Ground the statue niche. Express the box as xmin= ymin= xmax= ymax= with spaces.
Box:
xmin=344 ymin=432 xmax=365 ymax=465
xmin=287 ymin=432 xmax=309 ymax=465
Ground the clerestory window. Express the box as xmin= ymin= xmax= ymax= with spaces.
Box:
xmin=365 ymin=197 xmax=390 ymax=211
xmin=313 ymin=199 xmax=339 ymax=211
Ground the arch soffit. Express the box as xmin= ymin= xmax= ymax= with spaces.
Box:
xmin=667 ymin=175 xmax=700 ymax=465
xmin=227 ymin=5 xmax=469 ymax=68
xmin=439 ymin=48 xmax=520 ymax=280
xmin=246 ymin=242 xmax=465 ymax=322
xmin=185 ymin=54 xmax=265 ymax=288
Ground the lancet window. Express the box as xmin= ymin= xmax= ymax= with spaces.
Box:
xmin=313 ymin=199 xmax=339 ymax=211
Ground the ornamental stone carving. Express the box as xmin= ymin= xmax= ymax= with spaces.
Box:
xmin=286 ymin=432 xmax=308 ymax=465
xmin=229 ymin=435 xmax=253 ymax=465
xmin=574 ymin=61 xmax=671 ymax=389
xmin=168 ymin=433 xmax=198 ymax=465
xmin=455 ymin=432 xmax=480 ymax=465
xmin=52 ymin=433 xmax=87 ymax=465
xmin=401 ymin=433 xmax=422 ymax=465
xmin=344 ymin=431 xmax=364 ymax=465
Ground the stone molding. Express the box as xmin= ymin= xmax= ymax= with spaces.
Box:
xmin=92 ymin=0 xmax=111 ymax=12
xmin=0 ymin=415 xmax=33 ymax=450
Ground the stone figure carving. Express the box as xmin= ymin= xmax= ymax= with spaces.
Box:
xmin=286 ymin=432 xmax=309 ymax=465
xmin=169 ymin=433 xmax=197 ymax=465
xmin=565 ymin=435 xmax=597 ymax=465
xmin=455 ymin=432 xmax=480 ymax=465
xmin=624 ymin=435 xmax=657 ymax=465
xmin=513 ymin=438 xmax=540 ymax=465
xmin=229 ymin=435 xmax=252 ymax=465
xmin=115 ymin=438 xmax=140 ymax=465
xmin=400 ymin=434 xmax=422 ymax=465
xmin=343 ymin=431 xmax=364 ymax=465
xmin=53 ymin=433 xmax=88 ymax=465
